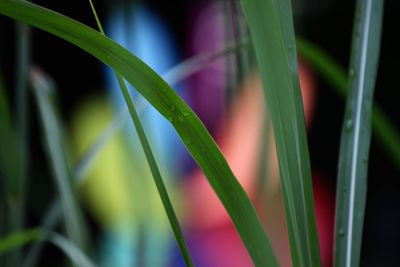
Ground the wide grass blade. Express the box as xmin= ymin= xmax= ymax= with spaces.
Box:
xmin=0 ymin=1 xmax=277 ymax=265
xmin=240 ymin=0 xmax=321 ymax=266
xmin=87 ymin=1 xmax=194 ymax=265
xmin=0 ymin=230 xmax=96 ymax=267
xmin=31 ymin=68 xmax=88 ymax=250
xmin=76 ymin=39 xmax=249 ymax=182
xmin=296 ymin=37 xmax=400 ymax=171
xmin=25 ymin=40 xmax=251 ymax=265
xmin=334 ymin=1 xmax=384 ymax=266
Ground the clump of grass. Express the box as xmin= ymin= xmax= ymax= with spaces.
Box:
xmin=0 ymin=0 xmax=388 ymax=266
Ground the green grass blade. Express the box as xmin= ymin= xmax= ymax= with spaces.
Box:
xmin=0 ymin=229 xmax=43 ymax=255
xmin=0 ymin=70 xmax=11 ymax=126
xmin=0 ymin=71 xmax=20 ymax=197
xmin=0 ymin=72 xmax=25 ymax=267
xmin=86 ymin=1 xmax=194 ymax=265
xmin=15 ymin=18 xmax=31 ymax=218
xmin=76 ymin=39 xmax=249 ymax=182
xmin=27 ymin=40 xmax=251 ymax=265
xmin=240 ymin=0 xmax=321 ymax=266
xmin=334 ymin=1 xmax=384 ymax=266
xmin=31 ymin=68 xmax=88 ymax=251
xmin=296 ymin=37 xmax=400 ymax=171
xmin=0 ymin=1 xmax=277 ymax=265
xmin=0 ymin=230 xmax=96 ymax=267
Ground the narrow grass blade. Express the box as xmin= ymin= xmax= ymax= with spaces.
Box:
xmin=0 ymin=1 xmax=277 ymax=264
xmin=15 ymin=17 xmax=31 ymax=219
xmin=0 ymin=229 xmax=96 ymax=267
xmin=240 ymin=0 xmax=321 ymax=266
xmin=87 ymin=1 xmax=194 ymax=265
xmin=0 ymin=229 xmax=43 ymax=255
xmin=0 ymin=71 xmax=20 ymax=197
xmin=296 ymin=37 xmax=400 ymax=171
xmin=30 ymin=68 xmax=88 ymax=250
xmin=334 ymin=1 xmax=384 ymax=266
xmin=23 ymin=202 xmax=60 ymax=267
xmin=0 ymin=72 xmax=24 ymax=266
xmin=49 ymin=233 xmax=96 ymax=267
xmin=0 ymin=70 xmax=11 ymax=126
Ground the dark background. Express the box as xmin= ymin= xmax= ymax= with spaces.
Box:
xmin=0 ymin=0 xmax=399 ymax=266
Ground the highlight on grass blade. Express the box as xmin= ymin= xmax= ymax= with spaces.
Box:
xmin=297 ymin=37 xmax=400 ymax=172
xmin=0 ymin=1 xmax=277 ymax=265
xmin=240 ymin=0 xmax=321 ymax=266
xmin=334 ymin=0 xmax=384 ymax=266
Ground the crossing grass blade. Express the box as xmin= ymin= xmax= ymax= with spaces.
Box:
xmin=296 ymin=37 xmax=400 ymax=171
xmin=76 ymin=38 xmax=249 ymax=183
xmin=31 ymin=68 xmax=88 ymax=251
xmin=334 ymin=0 xmax=384 ymax=266
xmin=24 ymin=41 xmax=250 ymax=265
xmin=0 ymin=1 xmax=277 ymax=265
xmin=240 ymin=0 xmax=321 ymax=266
xmin=87 ymin=1 xmax=194 ymax=265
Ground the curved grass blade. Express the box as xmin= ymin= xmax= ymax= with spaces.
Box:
xmin=296 ymin=37 xmax=400 ymax=171
xmin=240 ymin=0 xmax=321 ymax=266
xmin=25 ymin=41 xmax=250 ymax=266
xmin=87 ymin=1 xmax=194 ymax=265
xmin=0 ymin=229 xmax=96 ymax=267
xmin=31 ymin=68 xmax=88 ymax=251
xmin=334 ymin=1 xmax=384 ymax=266
xmin=76 ymin=39 xmax=249 ymax=181
xmin=49 ymin=233 xmax=96 ymax=267
xmin=0 ymin=1 xmax=277 ymax=265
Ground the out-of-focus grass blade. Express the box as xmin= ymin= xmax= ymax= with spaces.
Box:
xmin=0 ymin=72 xmax=24 ymax=263
xmin=23 ymin=202 xmax=60 ymax=267
xmin=31 ymin=68 xmax=88 ymax=251
xmin=334 ymin=1 xmax=384 ymax=266
xmin=240 ymin=0 xmax=321 ymax=266
xmin=297 ymin=37 xmax=400 ymax=171
xmin=0 ymin=229 xmax=43 ymax=255
xmin=87 ymin=1 xmax=194 ymax=265
xmin=0 ymin=71 xmax=20 ymax=196
xmin=49 ymin=233 xmax=96 ymax=267
xmin=0 ymin=1 xmax=277 ymax=265
xmin=0 ymin=229 xmax=96 ymax=267
xmin=0 ymin=71 xmax=11 ymax=126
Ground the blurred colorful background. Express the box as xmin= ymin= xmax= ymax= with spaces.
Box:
xmin=0 ymin=0 xmax=399 ymax=266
